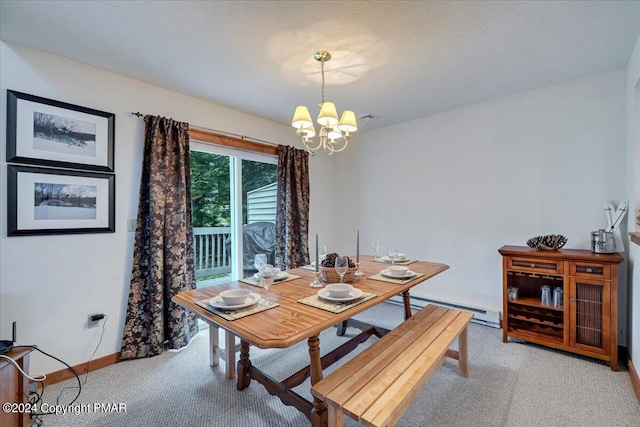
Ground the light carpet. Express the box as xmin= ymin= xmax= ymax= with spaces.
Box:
xmin=37 ymin=303 xmax=639 ymax=426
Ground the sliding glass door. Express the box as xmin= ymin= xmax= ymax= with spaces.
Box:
xmin=190 ymin=141 xmax=277 ymax=288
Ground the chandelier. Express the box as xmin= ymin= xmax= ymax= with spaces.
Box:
xmin=291 ymin=51 xmax=357 ymax=155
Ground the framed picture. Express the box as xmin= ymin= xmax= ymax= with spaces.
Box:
xmin=7 ymin=90 xmax=115 ymax=172
xmin=7 ymin=165 xmax=115 ymax=236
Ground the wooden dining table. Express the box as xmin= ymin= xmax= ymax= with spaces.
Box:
xmin=172 ymin=255 xmax=449 ymax=427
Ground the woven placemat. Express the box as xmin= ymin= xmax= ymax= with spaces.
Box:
xmin=298 ymin=292 xmax=377 ymax=314
xmin=300 ymin=265 xmax=317 ymax=271
xmin=239 ymin=273 xmax=302 ymax=288
xmin=369 ymin=272 xmax=425 ymax=285
xmin=371 ymin=258 xmax=417 ymax=266
xmin=195 ymin=298 xmax=279 ymax=321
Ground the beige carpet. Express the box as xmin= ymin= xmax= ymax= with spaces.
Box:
xmin=38 ymin=303 xmax=639 ymax=426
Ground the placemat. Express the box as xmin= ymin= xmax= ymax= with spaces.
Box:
xmin=371 ymin=258 xmax=417 ymax=266
xmin=300 ymin=264 xmax=317 ymax=271
xmin=195 ymin=298 xmax=279 ymax=321
xmin=369 ymin=272 xmax=425 ymax=285
xmin=239 ymin=273 xmax=302 ymax=288
xmin=298 ymin=292 xmax=377 ymax=314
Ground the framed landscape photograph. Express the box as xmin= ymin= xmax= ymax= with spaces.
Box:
xmin=7 ymin=90 xmax=115 ymax=172
xmin=7 ymin=165 xmax=115 ymax=236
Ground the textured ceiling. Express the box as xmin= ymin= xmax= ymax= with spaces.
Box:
xmin=1 ymin=1 xmax=639 ymax=133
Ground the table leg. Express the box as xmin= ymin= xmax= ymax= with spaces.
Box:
xmin=402 ymin=290 xmax=412 ymax=320
xmin=237 ymin=340 xmax=251 ymax=390
xmin=308 ymin=335 xmax=327 ymax=422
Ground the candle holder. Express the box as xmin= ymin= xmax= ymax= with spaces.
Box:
xmin=355 ymin=262 xmax=365 ymax=277
xmin=309 ymin=271 xmax=323 ymax=288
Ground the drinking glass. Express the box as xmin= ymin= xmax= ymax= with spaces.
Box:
xmin=371 ymin=239 xmax=380 ymax=261
xmin=388 ymin=246 xmax=399 ymax=264
xmin=260 ymin=264 xmax=275 ymax=306
xmin=335 ymin=256 xmax=349 ymax=283
xmin=254 ymin=253 xmax=267 ymax=274
xmin=319 ymin=246 xmax=327 ymax=263
xmin=541 ymin=285 xmax=552 ymax=306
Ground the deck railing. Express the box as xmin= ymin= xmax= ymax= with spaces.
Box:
xmin=193 ymin=227 xmax=232 ymax=279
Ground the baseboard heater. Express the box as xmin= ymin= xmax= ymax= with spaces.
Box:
xmin=387 ymin=294 xmax=501 ymax=328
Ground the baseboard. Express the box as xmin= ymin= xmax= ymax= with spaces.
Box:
xmin=41 ymin=352 xmax=120 ymax=385
xmin=630 ymin=358 xmax=640 ymax=402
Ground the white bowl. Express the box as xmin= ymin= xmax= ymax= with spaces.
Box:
xmin=387 ymin=265 xmax=409 ymax=276
xmin=219 ymin=289 xmax=251 ymax=305
xmin=325 ymin=283 xmax=353 ymax=298
xmin=395 ymin=253 xmax=406 ymax=260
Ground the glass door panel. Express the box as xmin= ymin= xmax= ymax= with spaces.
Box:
xmin=190 ymin=149 xmax=234 ymax=288
xmin=240 ymin=159 xmax=278 ymax=278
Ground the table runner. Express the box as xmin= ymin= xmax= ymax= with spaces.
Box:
xmin=195 ymin=298 xmax=279 ymax=321
xmin=298 ymin=292 xmax=377 ymax=314
xmin=239 ymin=273 xmax=302 ymax=288
xmin=369 ymin=272 xmax=425 ymax=285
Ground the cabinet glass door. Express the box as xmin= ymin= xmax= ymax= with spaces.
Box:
xmin=569 ymin=277 xmax=610 ymax=355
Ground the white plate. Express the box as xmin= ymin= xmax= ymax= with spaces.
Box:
xmin=208 ymin=292 xmax=261 ymax=310
xmin=381 ymin=255 xmax=407 ymax=262
xmin=253 ymin=271 xmax=289 ymax=281
xmin=317 ymin=287 xmax=364 ymax=302
xmin=380 ymin=269 xmax=417 ymax=279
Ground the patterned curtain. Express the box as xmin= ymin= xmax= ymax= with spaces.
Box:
xmin=120 ymin=116 xmax=198 ymax=360
xmin=274 ymin=145 xmax=310 ymax=270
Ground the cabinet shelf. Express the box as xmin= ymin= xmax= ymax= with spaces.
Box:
xmin=508 ymin=313 xmax=563 ymax=328
xmin=508 ymin=297 xmax=563 ymax=311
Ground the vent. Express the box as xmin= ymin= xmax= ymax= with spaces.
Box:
xmin=358 ymin=113 xmax=378 ymax=123
xmin=387 ymin=295 xmax=501 ymax=328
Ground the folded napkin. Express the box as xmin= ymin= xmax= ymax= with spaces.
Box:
xmin=369 ymin=272 xmax=425 ymax=285
xmin=195 ymin=298 xmax=279 ymax=321
xmin=297 ymin=292 xmax=377 ymax=314
xmin=239 ymin=273 xmax=302 ymax=288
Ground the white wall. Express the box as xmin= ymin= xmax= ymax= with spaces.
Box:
xmin=334 ymin=71 xmax=628 ymax=335
xmin=0 ymin=42 xmax=335 ymax=374
xmin=626 ymin=33 xmax=640 ymax=362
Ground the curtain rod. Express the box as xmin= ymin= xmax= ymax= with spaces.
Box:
xmin=130 ymin=111 xmax=279 ymax=147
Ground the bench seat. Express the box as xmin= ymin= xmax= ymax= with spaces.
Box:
xmin=311 ymin=304 xmax=473 ymax=427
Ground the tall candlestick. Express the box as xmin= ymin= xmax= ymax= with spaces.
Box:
xmin=356 ymin=229 xmax=360 ymax=263
xmin=315 ymin=233 xmax=319 ymax=272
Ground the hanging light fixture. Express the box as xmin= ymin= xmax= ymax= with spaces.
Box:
xmin=291 ymin=51 xmax=357 ymax=155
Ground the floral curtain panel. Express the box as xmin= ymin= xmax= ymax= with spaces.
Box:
xmin=120 ymin=116 xmax=198 ymax=360
xmin=274 ymin=145 xmax=310 ymax=270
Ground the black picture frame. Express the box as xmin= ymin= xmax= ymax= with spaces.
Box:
xmin=7 ymin=90 xmax=115 ymax=172
xmin=8 ymin=165 xmax=116 ymax=236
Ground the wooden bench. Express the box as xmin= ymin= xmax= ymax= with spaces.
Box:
xmin=311 ymin=305 xmax=473 ymax=427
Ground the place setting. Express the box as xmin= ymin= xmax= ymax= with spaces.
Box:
xmin=196 ymin=277 xmax=280 ymax=321
xmin=298 ymin=255 xmax=377 ymax=313
xmin=369 ymin=264 xmax=424 ymax=285
xmin=371 ymin=244 xmax=417 ymax=265
xmin=239 ymin=254 xmax=302 ymax=287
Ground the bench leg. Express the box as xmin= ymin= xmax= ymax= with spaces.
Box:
xmin=459 ymin=324 xmax=469 ymax=378
xmin=327 ymin=405 xmax=345 ymax=427
xmin=209 ymin=325 xmax=220 ymax=367
xmin=209 ymin=325 xmax=238 ymax=380
xmin=224 ymin=331 xmax=237 ymax=380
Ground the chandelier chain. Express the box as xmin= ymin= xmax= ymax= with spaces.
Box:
xmin=320 ymin=57 xmax=326 ymax=104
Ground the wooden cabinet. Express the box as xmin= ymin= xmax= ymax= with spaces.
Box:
xmin=499 ymin=245 xmax=623 ymax=371
xmin=0 ymin=347 xmax=34 ymax=427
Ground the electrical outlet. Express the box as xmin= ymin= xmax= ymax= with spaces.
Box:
xmin=88 ymin=313 xmax=104 ymax=328
xmin=127 ymin=218 xmax=136 ymax=232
